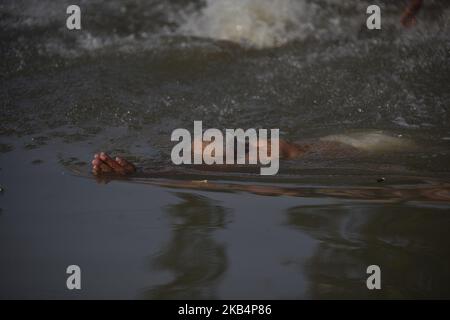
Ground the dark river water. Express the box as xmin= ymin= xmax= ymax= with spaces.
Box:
xmin=1 ymin=0 xmax=450 ymax=299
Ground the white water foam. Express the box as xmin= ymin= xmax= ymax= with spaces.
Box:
xmin=321 ymin=131 xmax=416 ymax=152
xmin=177 ymin=0 xmax=316 ymax=48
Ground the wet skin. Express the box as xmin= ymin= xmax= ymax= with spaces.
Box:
xmin=91 ymin=152 xmax=136 ymax=176
xmin=91 ymin=139 xmax=307 ymax=176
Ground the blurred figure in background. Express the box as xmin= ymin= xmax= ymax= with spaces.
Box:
xmin=401 ymin=0 xmax=423 ymax=27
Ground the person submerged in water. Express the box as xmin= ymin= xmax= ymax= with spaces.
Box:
xmin=91 ymin=138 xmax=308 ymax=176
xmin=91 ymin=132 xmax=413 ymax=176
xmin=88 ymin=131 xmax=450 ymax=203
xmin=91 ymin=0 xmax=425 ymax=177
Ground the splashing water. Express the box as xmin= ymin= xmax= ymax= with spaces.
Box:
xmin=178 ymin=0 xmax=314 ymax=48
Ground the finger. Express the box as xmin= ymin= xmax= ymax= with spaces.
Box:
xmin=92 ymin=163 xmax=113 ymax=175
xmin=92 ymin=158 xmax=102 ymax=167
xmin=116 ymin=157 xmax=136 ymax=173
xmin=92 ymin=158 xmax=112 ymax=174
xmin=99 ymin=163 xmax=113 ymax=173
xmin=99 ymin=152 xmax=126 ymax=175
xmin=92 ymin=164 xmax=101 ymax=175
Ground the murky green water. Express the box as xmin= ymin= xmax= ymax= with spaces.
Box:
xmin=1 ymin=0 xmax=450 ymax=299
